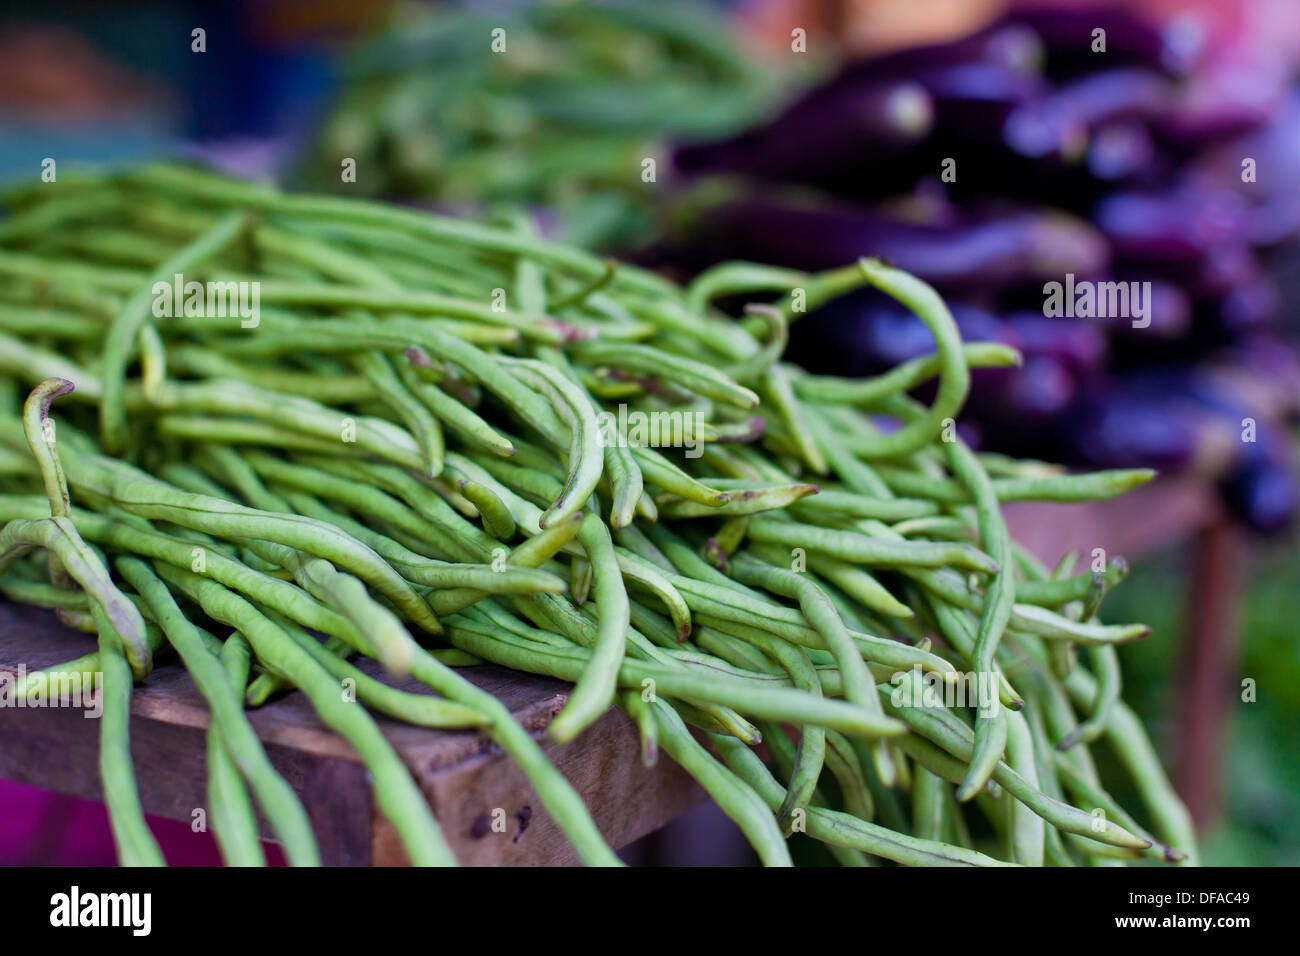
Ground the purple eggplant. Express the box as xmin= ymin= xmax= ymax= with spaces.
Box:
xmin=672 ymin=23 xmax=1051 ymax=195
xmin=1070 ymin=380 xmax=1209 ymax=473
xmin=834 ymin=22 xmax=1047 ymax=84
xmin=1205 ymin=336 xmax=1300 ymax=416
xmin=673 ymin=76 xmax=934 ymax=185
xmin=1220 ymin=453 xmax=1296 ymax=534
xmin=1218 ymin=271 xmax=1281 ymax=334
xmin=996 ymin=270 xmax=1193 ymax=343
xmin=1154 ymin=61 xmax=1288 ymax=147
xmin=1002 ymin=312 xmax=1108 ymax=376
xmin=1095 ymin=366 xmax=1298 ymax=532
xmin=873 ymin=62 xmax=1085 ymax=200
xmin=1000 ymin=69 xmax=1169 ymax=192
xmin=1246 ymin=191 xmax=1300 ymax=248
xmin=1008 ymin=67 xmax=1172 ymax=137
xmin=977 ymin=75 xmax=1170 ymax=206
xmin=995 ymin=7 xmax=1203 ymax=79
xmin=992 ymin=69 xmax=1171 ymax=204
xmin=1085 ymin=120 xmax=1158 ymax=182
xmin=675 ymin=196 xmax=1109 ymax=293
xmin=1187 ymin=243 xmax=1260 ymax=302
xmin=851 ymin=297 xmax=1014 ymax=367
xmin=899 ymin=61 xmax=1095 ymax=203
xmin=875 ymin=183 xmax=963 ymax=229
xmin=1092 ymin=185 xmax=1253 ymax=267
xmin=1188 ymin=92 xmax=1300 ymax=246
xmin=676 ymin=62 xmax=1072 ymax=199
xmin=917 ymin=62 xmax=1077 ymax=156
xmin=1108 ymin=277 xmax=1193 ymax=341
xmin=1002 ymin=354 xmax=1077 ymax=420
xmin=1183 ymin=373 xmax=1297 ymax=532
xmin=786 ymin=292 xmax=1015 ymax=374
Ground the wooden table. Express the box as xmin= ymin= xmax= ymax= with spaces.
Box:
xmin=0 ymin=602 xmax=703 ymax=866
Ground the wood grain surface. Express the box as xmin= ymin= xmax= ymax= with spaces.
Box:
xmin=0 ymin=602 xmax=703 ymax=865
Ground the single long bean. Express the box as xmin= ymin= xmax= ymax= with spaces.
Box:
xmin=547 ymin=516 xmax=630 ymax=743
xmin=99 ymin=211 xmax=248 ymax=453
xmin=205 ymin=632 xmax=266 ymax=867
xmin=745 ymin=516 xmax=999 ymax=573
xmin=792 ymin=343 xmax=1021 ymax=406
xmin=90 ymin=603 xmax=165 ymax=866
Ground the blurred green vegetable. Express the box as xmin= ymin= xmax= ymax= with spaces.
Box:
xmin=299 ymin=0 xmax=784 ymax=248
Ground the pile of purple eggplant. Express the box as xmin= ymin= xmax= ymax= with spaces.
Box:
xmin=658 ymin=6 xmax=1300 ymax=532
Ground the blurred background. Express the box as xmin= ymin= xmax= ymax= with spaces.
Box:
xmin=0 ymin=0 xmax=1296 ymax=866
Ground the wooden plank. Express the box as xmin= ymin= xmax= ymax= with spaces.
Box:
xmin=0 ymin=602 xmax=704 ymax=865
xmin=1004 ymin=474 xmax=1220 ymax=566
xmin=1172 ymin=518 xmax=1247 ymax=827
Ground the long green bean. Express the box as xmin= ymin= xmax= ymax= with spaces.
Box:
xmin=90 ymin=603 xmax=165 ymax=866
xmin=100 ymin=211 xmax=248 ymax=453
xmin=206 ymin=632 xmax=266 ymax=867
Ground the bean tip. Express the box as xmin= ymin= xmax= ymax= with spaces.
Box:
xmin=954 ymin=782 xmax=980 ymax=803
xmin=29 ymin=377 xmax=76 ymax=422
xmin=404 ymin=345 xmax=433 ymax=368
xmin=550 ymin=318 xmax=595 ymax=343
xmin=743 ymin=302 xmax=782 ymax=320
xmin=701 ymin=538 xmax=728 ymax=573
xmin=748 ymin=415 xmax=768 ymax=439
xmin=546 ymin=717 xmax=583 ymax=746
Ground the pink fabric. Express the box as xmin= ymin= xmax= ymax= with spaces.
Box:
xmin=0 ymin=778 xmax=285 ymax=866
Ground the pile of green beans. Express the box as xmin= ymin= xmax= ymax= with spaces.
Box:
xmin=0 ymin=162 xmax=1196 ymax=867
xmin=298 ymin=0 xmax=782 ymax=249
